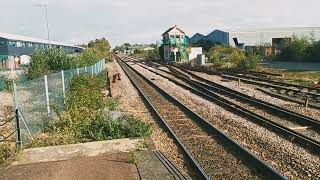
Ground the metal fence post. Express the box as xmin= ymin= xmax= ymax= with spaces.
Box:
xmin=13 ymin=81 xmax=17 ymax=110
xmin=97 ymin=62 xmax=100 ymax=73
xmin=44 ymin=75 xmax=51 ymax=116
xmin=15 ymin=109 xmax=21 ymax=147
xmin=61 ymin=70 xmax=65 ymax=103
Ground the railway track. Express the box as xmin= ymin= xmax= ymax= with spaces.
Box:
xmin=173 ymin=63 xmax=320 ymax=106
xmin=115 ymin=55 xmax=285 ymax=179
xmin=128 ymin=59 xmax=320 ymax=155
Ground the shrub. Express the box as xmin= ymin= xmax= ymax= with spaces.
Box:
xmin=28 ymin=49 xmax=49 ymax=79
xmin=209 ymin=51 xmax=224 ymax=67
xmin=0 ymin=143 xmax=19 ymax=167
xmin=208 ymin=45 xmax=246 ymax=67
xmin=5 ymin=79 xmax=13 ymax=93
xmin=306 ymin=40 xmax=320 ymax=62
xmin=26 ymin=72 xmax=150 ymax=148
xmin=0 ymin=75 xmax=5 ymax=91
xmin=238 ymin=54 xmax=260 ymax=71
xmin=46 ymin=48 xmax=72 ymax=70
xmin=70 ymin=73 xmax=106 ymax=92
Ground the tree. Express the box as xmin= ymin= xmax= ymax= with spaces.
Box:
xmin=88 ymin=38 xmax=111 ymax=61
xmin=123 ymin=43 xmax=131 ymax=47
xmin=306 ymin=40 xmax=320 ymax=62
xmin=277 ymin=36 xmax=310 ymax=62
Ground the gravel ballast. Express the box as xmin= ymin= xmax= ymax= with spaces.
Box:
xmin=190 ymin=70 xmax=320 ymax=120
xmin=130 ymin=62 xmax=320 ymax=179
xmin=107 ymin=61 xmax=192 ymax=176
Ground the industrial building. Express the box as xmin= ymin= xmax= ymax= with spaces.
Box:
xmin=0 ymin=32 xmax=84 ymax=69
xmin=190 ymin=27 xmax=320 ymax=55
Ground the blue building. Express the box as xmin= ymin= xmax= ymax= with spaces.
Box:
xmin=0 ymin=32 xmax=84 ymax=69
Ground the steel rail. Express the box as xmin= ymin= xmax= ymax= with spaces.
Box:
xmin=133 ymin=60 xmax=320 ymax=155
xmin=173 ymin=63 xmax=320 ymax=95
xmin=169 ymin=65 xmax=320 ymax=128
xmin=117 ymin=56 xmax=286 ymax=179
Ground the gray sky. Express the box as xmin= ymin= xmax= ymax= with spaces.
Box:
xmin=1 ymin=0 xmax=320 ymax=47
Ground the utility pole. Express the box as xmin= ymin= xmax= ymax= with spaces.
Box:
xmin=35 ymin=0 xmax=51 ymax=47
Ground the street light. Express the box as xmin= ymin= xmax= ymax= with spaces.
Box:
xmin=34 ymin=0 xmax=51 ymax=47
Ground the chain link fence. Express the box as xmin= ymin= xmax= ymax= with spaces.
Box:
xmin=13 ymin=59 xmax=106 ymax=145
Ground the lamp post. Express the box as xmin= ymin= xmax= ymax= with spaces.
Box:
xmin=34 ymin=0 xmax=51 ymax=48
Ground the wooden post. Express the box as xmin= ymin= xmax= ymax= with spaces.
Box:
xmin=305 ymin=96 xmax=309 ymax=108
xmin=238 ymin=78 xmax=241 ymax=86
xmin=109 ymin=77 xmax=112 ymax=97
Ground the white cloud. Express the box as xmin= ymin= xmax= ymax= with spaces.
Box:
xmin=1 ymin=0 xmax=320 ymax=46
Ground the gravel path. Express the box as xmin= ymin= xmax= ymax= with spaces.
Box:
xmin=107 ymin=61 xmax=192 ymax=176
xmin=130 ymin=62 xmax=320 ymax=179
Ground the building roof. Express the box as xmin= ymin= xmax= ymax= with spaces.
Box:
xmin=162 ymin=25 xmax=186 ymax=35
xmin=226 ymin=27 xmax=320 ymax=34
xmin=0 ymin=32 xmax=83 ymax=48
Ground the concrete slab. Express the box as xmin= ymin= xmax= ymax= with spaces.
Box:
xmin=0 ymin=153 xmax=140 ymax=180
xmin=13 ymin=138 xmax=143 ymax=165
xmin=1 ymin=139 xmax=189 ymax=180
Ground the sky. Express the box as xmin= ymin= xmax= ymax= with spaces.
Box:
xmin=1 ymin=0 xmax=320 ymax=47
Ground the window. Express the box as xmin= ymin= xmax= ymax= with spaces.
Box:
xmin=170 ymin=35 xmax=174 ymax=38
xmin=16 ymin=41 xmax=22 ymax=47
xmin=175 ymin=35 xmax=180 ymax=39
xmin=0 ymin=41 xmax=7 ymax=46
xmin=27 ymin=42 xmax=32 ymax=47
xmin=9 ymin=41 xmax=17 ymax=47
xmin=21 ymin=42 xmax=27 ymax=47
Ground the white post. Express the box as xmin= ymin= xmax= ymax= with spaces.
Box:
xmin=94 ymin=64 xmax=97 ymax=74
xmin=61 ymin=70 xmax=65 ymax=101
xmin=44 ymin=75 xmax=50 ymax=116
xmin=77 ymin=68 xmax=79 ymax=75
xmin=91 ymin=66 xmax=94 ymax=75
xmin=84 ymin=66 xmax=87 ymax=72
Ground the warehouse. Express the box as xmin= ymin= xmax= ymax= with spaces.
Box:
xmin=0 ymin=32 xmax=84 ymax=69
xmin=190 ymin=27 xmax=320 ymax=55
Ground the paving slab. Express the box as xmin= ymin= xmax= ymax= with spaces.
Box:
xmin=0 ymin=139 xmax=189 ymax=180
xmin=0 ymin=153 xmax=140 ymax=180
xmin=12 ymin=138 xmax=143 ymax=165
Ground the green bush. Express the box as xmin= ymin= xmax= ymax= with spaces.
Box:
xmin=27 ymin=73 xmax=150 ymax=147
xmin=70 ymin=73 xmax=106 ymax=92
xmin=276 ymin=37 xmax=310 ymax=62
xmin=208 ymin=45 xmax=245 ymax=67
xmin=209 ymin=51 xmax=224 ymax=67
xmin=28 ymin=37 xmax=110 ymax=80
xmin=0 ymin=143 xmax=19 ymax=167
xmin=28 ymin=49 xmax=49 ymax=79
xmin=306 ymin=40 xmax=320 ymax=62
xmin=0 ymin=75 xmax=5 ymax=91
xmin=237 ymin=54 xmax=259 ymax=71
xmin=5 ymin=79 xmax=13 ymax=93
